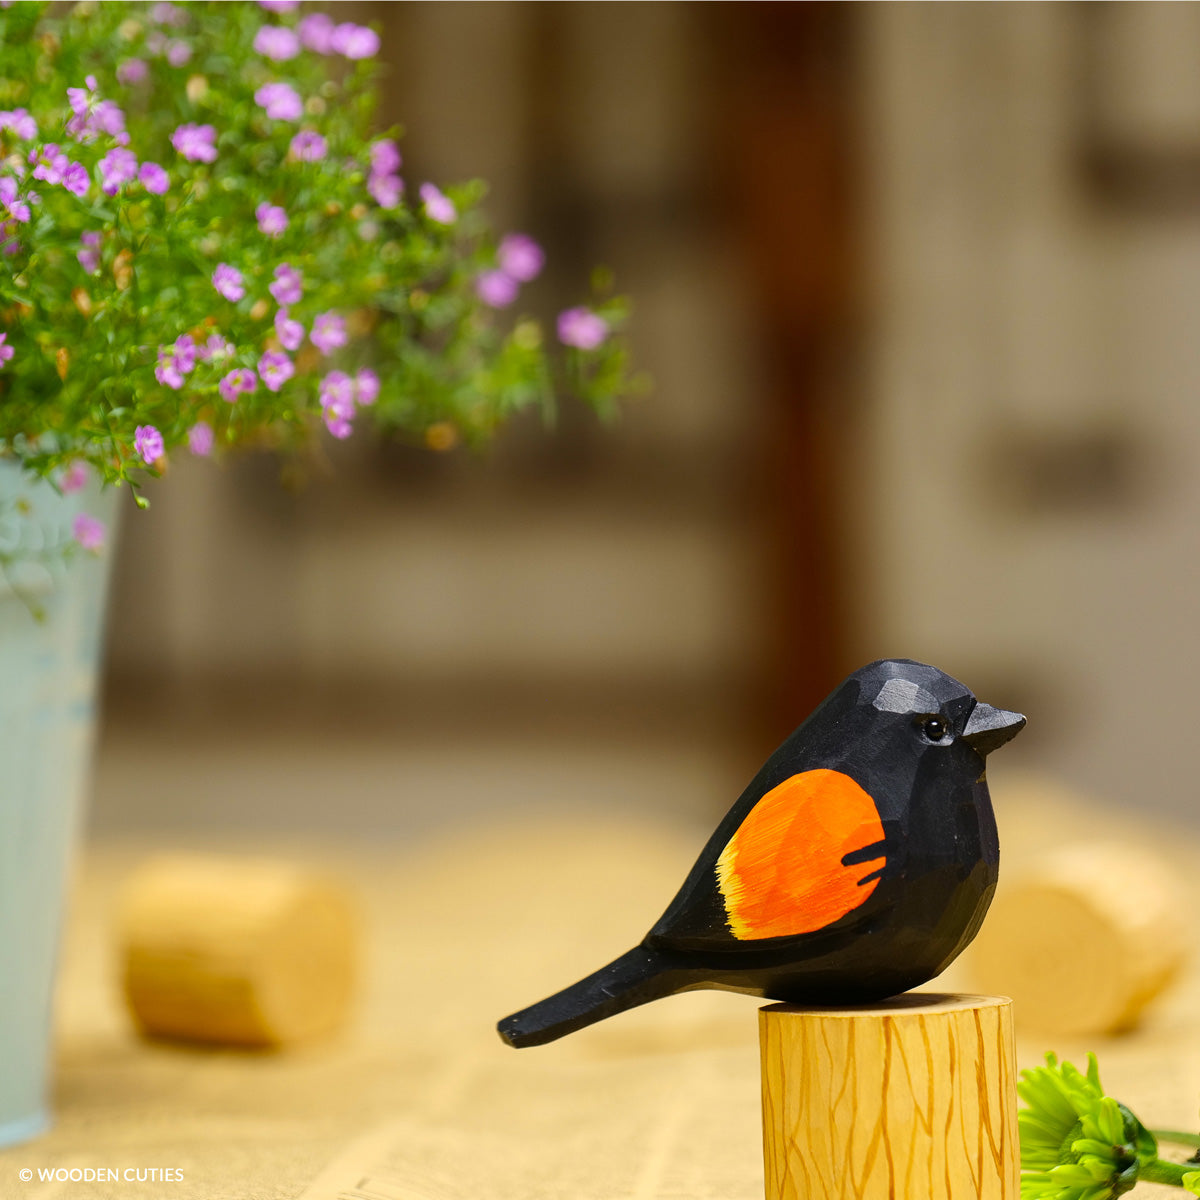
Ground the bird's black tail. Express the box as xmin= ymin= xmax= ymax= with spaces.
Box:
xmin=497 ymin=945 xmax=691 ymax=1048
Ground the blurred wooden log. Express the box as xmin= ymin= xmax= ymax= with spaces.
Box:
xmin=119 ymin=855 xmax=358 ymax=1048
xmin=968 ymin=841 xmax=1188 ymax=1036
xmin=760 ymin=993 xmax=1018 ymax=1200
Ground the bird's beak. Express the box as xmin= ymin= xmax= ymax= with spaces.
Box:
xmin=962 ymin=702 xmax=1026 ymax=755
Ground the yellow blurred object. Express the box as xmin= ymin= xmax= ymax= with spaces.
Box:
xmin=425 ymin=422 xmax=459 ymax=452
xmin=968 ymin=841 xmax=1188 ymax=1037
xmin=118 ymin=855 xmax=358 ymax=1048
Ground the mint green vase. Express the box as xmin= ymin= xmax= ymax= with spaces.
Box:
xmin=0 ymin=461 xmax=117 ymax=1146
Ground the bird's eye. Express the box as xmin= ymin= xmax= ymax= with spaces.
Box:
xmin=920 ymin=716 xmax=951 ymax=742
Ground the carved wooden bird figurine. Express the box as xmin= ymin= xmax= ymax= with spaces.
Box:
xmin=498 ymin=658 xmax=1024 ymax=1047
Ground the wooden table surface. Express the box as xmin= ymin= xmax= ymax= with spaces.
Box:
xmin=1 ymin=780 xmax=1197 ymax=1199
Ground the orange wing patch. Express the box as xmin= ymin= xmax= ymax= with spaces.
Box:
xmin=716 ymin=768 xmax=885 ymax=940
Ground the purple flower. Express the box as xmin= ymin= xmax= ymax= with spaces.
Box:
xmin=94 ymin=100 xmax=126 ymax=136
xmin=320 ymin=371 xmax=355 ymax=438
xmin=97 ymin=147 xmax=137 ymax=195
xmin=368 ymin=172 xmax=403 ymax=209
xmin=154 ymin=336 xmax=195 ymax=389
xmin=198 ymin=332 xmax=234 ymax=362
xmin=0 ymin=177 xmax=30 ymax=223
xmin=62 ymin=162 xmax=89 ymax=197
xmin=256 ymin=202 xmax=288 ymax=236
xmin=355 ymin=368 xmax=380 ymax=406
xmin=72 ymin=513 xmax=105 ymax=552
xmin=66 ymin=78 xmax=96 ymax=118
xmin=134 ymin=424 xmax=165 ymax=464
xmin=258 ymin=349 xmax=294 ymax=392
xmin=255 ymin=82 xmax=303 ymax=121
xmin=320 ymin=370 xmax=353 ymax=405
xmin=419 ymin=182 xmax=456 ymax=225
xmin=0 ymin=109 xmax=37 ymax=140
xmin=32 ymin=144 xmax=68 ymax=185
xmin=311 ymin=311 xmax=347 ymax=356
xmin=78 ymin=231 xmax=101 ymax=273
xmin=254 ymin=24 xmax=300 ymax=60
xmin=0 ymin=332 xmax=12 ymax=367
xmin=212 ymin=263 xmax=245 ymax=302
xmin=166 ymin=40 xmax=192 ymax=67
xmin=150 ymin=2 xmax=186 ymax=25
xmin=298 ymin=12 xmax=335 ymax=52
xmin=269 ymin=262 xmax=302 ymax=305
xmin=155 ymin=346 xmax=185 ymax=390
xmin=370 ymin=139 xmax=401 ymax=175
xmin=274 ymin=309 xmax=304 ymax=351
xmin=323 ymin=411 xmax=353 ymax=439
xmin=65 ymin=86 xmax=126 ymax=142
xmin=139 ymin=161 xmax=169 ymax=194
xmin=173 ymin=334 xmax=197 ymax=373
xmin=61 ymin=461 xmax=88 ymax=494
xmin=290 ymin=130 xmax=327 ymax=162
xmin=188 ymin=422 xmax=214 ymax=457
xmin=498 ymin=234 xmax=544 ymax=283
xmin=218 ymin=367 xmax=257 ymax=404
xmin=475 ymin=270 xmax=518 ymax=308
xmin=171 ymin=122 xmax=217 ymax=163
xmin=117 ymin=59 xmax=149 ymax=85
xmin=331 ymin=22 xmax=380 ymax=59
xmin=259 ymin=0 xmax=300 ymax=10
xmin=11 ymin=109 xmax=37 ymax=140
xmin=557 ymin=306 xmax=609 ymax=350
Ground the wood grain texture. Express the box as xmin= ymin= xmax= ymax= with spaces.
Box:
xmin=119 ymin=855 xmax=358 ymax=1048
xmin=759 ymin=993 xmax=1017 ymax=1200
xmin=967 ymin=841 xmax=1188 ymax=1036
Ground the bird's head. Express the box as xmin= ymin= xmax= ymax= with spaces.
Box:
xmin=847 ymin=658 xmax=1026 ymax=763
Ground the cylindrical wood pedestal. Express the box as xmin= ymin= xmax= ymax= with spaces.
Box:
xmin=760 ymin=993 xmax=1017 ymax=1200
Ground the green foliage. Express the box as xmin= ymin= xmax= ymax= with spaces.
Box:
xmin=0 ymin=0 xmax=635 ymax=512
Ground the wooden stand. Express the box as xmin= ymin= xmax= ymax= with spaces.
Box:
xmin=967 ymin=842 xmax=1188 ymax=1036
xmin=119 ymin=855 xmax=358 ymax=1048
xmin=759 ymin=993 xmax=1018 ymax=1200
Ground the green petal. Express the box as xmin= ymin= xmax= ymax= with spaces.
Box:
xmin=1021 ymin=1111 xmax=1074 ymax=1145
xmin=1070 ymin=1139 xmax=1118 ymax=1158
xmin=1049 ymin=1163 xmax=1106 ymax=1184
xmin=1097 ymin=1099 xmax=1125 ymax=1147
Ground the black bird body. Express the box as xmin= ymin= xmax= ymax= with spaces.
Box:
xmin=498 ymin=659 xmax=1025 ymax=1048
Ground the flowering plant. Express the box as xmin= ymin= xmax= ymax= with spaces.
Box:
xmin=1019 ymin=1053 xmax=1200 ymax=1198
xmin=0 ymin=0 xmax=633 ymax=560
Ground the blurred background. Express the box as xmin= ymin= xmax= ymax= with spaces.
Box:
xmin=93 ymin=1 xmax=1200 ymax=838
